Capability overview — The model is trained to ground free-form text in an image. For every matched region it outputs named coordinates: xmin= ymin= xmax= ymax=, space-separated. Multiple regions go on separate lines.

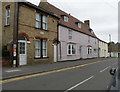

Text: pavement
xmin=2 ymin=57 xmax=114 ymax=80
xmin=2 ymin=57 xmax=118 ymax=90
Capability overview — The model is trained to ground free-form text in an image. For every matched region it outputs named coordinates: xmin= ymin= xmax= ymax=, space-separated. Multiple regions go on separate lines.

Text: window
xmin=88 ymin=36 xmax=90 ymax=43
xmin=67 ymin=44 xmax=76 ymax=55
xmin=95 ymin=39 xmax=96 ymax=44
xmin=94 ymin=49 xmax=97 ymax=54
xmin=42 ymin=40 xmax=47 ymax=57
xmin=35 ymin=39 xmax=47 ymax=58
xmin=78 ymin=23 xmax=81 ymax=28
xmin=42 ymin=15 xmax=47 ymax=30
xmin=68 ymin=30 xmax=72 ymax=40
xmin=36 ymin=13 xmax=41 ymax=28
xmin=35 ymin=39 xmax=41 ymax=58
xmin=87 ymin=47 xmax=92 ymax=54
xmin=64 ymin=16 xmax=68 ymax=22
xmin=35 ymin=12 xmax=47 ymax=30
xmin=6 ymin=8 xmax=10 ymax=25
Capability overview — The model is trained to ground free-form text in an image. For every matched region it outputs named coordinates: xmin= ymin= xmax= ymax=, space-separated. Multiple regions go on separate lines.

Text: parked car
xmin=109 ymin=68 xmax=120 ymax=92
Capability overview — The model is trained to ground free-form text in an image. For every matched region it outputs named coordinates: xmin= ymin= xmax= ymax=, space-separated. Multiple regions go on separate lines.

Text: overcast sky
xmin=28 ymin=0 xmax=119 ymax=43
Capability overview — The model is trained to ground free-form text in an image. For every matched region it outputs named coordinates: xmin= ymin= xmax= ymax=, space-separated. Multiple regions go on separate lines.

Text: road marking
xmin=5 ymin=69 xmax=21 ymax=73
xmin=65 ymin=76 xmax=94 ymax=92
xmin=1 ymin=60 xmax=106 ymax=84
xmin=100 ymin=66 xmax=111 ymax=73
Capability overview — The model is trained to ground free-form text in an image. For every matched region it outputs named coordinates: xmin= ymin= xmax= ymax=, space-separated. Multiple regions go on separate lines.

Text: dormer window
xmin=75 ymin=22 xmax=81 ymax=28
xmin=61 ymin=15 xmax=68 ymax=22
xmin=64 ymin=16 xmax=68 ymax=22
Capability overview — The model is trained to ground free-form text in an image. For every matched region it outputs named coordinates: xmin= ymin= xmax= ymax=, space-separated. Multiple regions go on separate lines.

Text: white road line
xmin=65 ymin=76 xmax=94 ymax=92
xmin=100 ymin=66 xmax=111 ymax=73
xmin=5 ymin=69 xmax=21 ymax=73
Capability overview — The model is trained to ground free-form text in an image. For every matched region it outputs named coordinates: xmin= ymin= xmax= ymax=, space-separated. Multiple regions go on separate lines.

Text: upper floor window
xmin=75 ymin=22 xmax=81 ymax=28
xmin=95 ymin=39 xmax=96 ymax=44
xmin=5 ymin=8 xmax=10 ymax=25
xmin=88 ymin=36 xmax=90 ymax=43
xmin=78 ymin=23 xmax=81 ymax=28
xmin=42 ymin=15 xmax=47 ymax=30
xmin=64 ymin=16 xmax=68 ymax=22
xmin=35 ymin=12 xmax=47 ymax=30
xmin=68 ymin=30 xmax=72 ymax=40
xmin=36 ymin=13 xmax=41 ymax=28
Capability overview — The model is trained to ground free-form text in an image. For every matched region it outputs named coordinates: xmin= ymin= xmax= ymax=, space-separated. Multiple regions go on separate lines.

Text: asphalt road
xmin=2 ymin=58 xmax=118 ymax=91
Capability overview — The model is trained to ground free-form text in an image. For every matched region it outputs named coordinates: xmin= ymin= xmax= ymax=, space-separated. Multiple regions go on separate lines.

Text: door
xmin=19 ymin=40 xmax=27 ymax=65
xmin=79 ymin=46 xmax=82 ymax=58
xmin=54 ymin=44 xmax=57 ymax=62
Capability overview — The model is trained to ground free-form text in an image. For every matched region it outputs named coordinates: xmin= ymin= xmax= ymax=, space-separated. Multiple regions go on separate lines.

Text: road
xmin=2 ymin=58 xmax=118 ymax=91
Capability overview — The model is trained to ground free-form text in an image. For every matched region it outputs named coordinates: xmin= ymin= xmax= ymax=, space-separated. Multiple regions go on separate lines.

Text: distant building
xmin=108 ymin=42 xmax=120 ymax=57
xmin=98 ymin=39 xmax=108 ymax=57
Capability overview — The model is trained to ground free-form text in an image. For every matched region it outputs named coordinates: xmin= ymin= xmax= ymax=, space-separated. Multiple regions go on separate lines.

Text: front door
xmin=19 ymin=41 xmax=27 ymax=65
xmin=79 ymin=46 xmax=82 ymax=58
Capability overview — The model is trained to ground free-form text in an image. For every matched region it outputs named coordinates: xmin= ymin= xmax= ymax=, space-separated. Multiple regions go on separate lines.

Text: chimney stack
xmin=41 ymin=0 xmax=47 ymax=2
xmin=84 ymin=20 xmax=90 ymax=27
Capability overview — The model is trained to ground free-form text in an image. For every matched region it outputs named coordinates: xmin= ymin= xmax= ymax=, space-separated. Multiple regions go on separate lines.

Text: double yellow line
xmin=1 ymin=60 xmax=103 ymax=84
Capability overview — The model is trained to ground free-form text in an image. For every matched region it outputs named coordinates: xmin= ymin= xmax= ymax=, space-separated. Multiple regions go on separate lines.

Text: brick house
xmin=39 ymin=2 xmax=99 ymax=61
xmin=2 ymin=2 xmax=59 ymax=66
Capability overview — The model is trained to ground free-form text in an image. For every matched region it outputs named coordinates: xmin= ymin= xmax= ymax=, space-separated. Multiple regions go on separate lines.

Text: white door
xmin=54 ymin=45 xmax=57 ymax=63
xmin=19 ymin=40 xmax=27 ymax=65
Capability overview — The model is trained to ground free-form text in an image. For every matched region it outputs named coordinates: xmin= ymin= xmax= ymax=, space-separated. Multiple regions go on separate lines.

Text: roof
xmin=39 ymin=2 xmax=97 ymax=38
xmin=98 ymin=38 xmax=108 ymax=44
xmin=18 ymin=2 xmax=60 ymax=19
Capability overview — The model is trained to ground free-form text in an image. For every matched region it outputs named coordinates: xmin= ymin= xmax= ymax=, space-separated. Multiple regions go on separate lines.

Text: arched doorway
xmin=19 ymin=36 xmax=27 ymax=65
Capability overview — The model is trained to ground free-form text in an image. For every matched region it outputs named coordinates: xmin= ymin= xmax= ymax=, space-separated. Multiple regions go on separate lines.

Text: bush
xmin=2 ymin=45 xmax=10 ymax=58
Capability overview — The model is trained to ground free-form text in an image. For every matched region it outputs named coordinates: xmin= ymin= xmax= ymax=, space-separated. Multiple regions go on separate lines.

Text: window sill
xmin=35 ymin=27 xmax=48 ymax=32
xmin=67 ymin=54 xmax=76 ymax=56
xmin=4 ymin=25 xmax=10 ymax=27
xmin=34 ymin=57 xmax=49 ymax=59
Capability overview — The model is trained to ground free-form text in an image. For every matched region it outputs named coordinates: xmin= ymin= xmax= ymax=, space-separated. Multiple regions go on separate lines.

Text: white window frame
xmin=5 ymin=8 xmax=10 ymax=25
xmin=42 ymin=40 xmax=47 ymax=57
xmin=87 ymin=47 xmax=92 ymax=54
xmin=68 ymin=30 xmax=72 ymax=40
xmin=42 ymin=15 xmax=47 ymax=30
xmin=64 ymin=16 xmax=68 ymax=22
xmin=35 ymin=39 xmax=41 ymax=58
xmin=36 ymin=13 xmax=41 ymax=28
xmin=78 ymin=23 xmax=81 ymax=28
xmin=67 ymin=44 xmax=76 ymax=55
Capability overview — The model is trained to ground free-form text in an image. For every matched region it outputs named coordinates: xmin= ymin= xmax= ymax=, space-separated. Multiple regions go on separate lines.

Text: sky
xmin=27 ymin=0 xmax=119 ymax=43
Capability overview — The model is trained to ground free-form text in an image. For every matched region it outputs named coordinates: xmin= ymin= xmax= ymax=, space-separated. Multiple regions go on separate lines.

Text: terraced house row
xmin=2 ymin=1 xmax=108 ymax=67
